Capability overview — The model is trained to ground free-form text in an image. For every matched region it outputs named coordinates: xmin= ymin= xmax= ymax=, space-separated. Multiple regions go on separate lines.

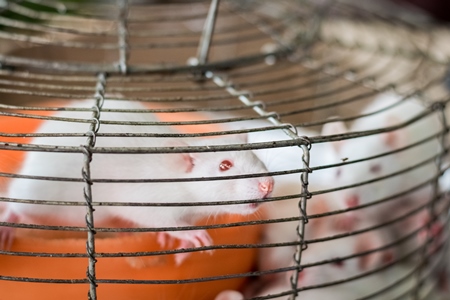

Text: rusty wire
xmin=0 ymin=0 xmax=449 ymax=299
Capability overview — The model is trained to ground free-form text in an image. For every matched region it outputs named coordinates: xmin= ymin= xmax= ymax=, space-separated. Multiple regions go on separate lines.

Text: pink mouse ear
xmin=356 ymin=242 xmax=375 ymax=271
xmin=306 ymin=195 xmax=332 ymax=236
xmin=321 ymin=118 xmax=348 ymax=153
xmin=163 ymin=140 xmax=196 ymax=173
xmin=355 ymin=232 xmax=390 ymax=272
xmin=381 ymin=115 xmax=405 ymax=149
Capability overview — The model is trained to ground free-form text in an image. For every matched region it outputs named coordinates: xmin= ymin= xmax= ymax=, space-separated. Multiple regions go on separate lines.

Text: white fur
xmin=322 ymin=92 xmax=445 ymax=223
xmin=214 ymin=290 xmax=244 ymax=300
xmin=252 ymin=263 xmax=437 ymax=299
xmin=1 ymin=100 xmax=274 ymax=263
xmin=214 ymin=119 xmax=333 ymax=273
xmin=211 ymin=117 xmax=349 ymax=280
xmin=250 ymin=228 xmax=436 ymax=300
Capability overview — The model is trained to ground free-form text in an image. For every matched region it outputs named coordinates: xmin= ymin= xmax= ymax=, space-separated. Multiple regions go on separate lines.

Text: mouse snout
xmin=259 ymin=177 xmax=274 ymax=197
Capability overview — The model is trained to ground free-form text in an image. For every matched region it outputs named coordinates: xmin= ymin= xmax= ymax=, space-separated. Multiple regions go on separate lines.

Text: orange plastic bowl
xmin=0 ymin=102 xmax=262 ymax=300
xmin=0 ymin=215 xmax=261 ymax=300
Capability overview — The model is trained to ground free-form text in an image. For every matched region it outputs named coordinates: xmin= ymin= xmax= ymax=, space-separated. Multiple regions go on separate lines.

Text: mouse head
xmin=320 ymin=119 xmax=406 ymax=228
xmin=290 ymin=230 xmax=394 ymax=289
xmin=164 ymin=134 xmax=274 ymax=216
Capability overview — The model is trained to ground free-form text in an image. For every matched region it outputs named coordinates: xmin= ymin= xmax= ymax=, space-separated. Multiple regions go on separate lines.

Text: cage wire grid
xmin=0 ymin=0 xmax=449 ymax=299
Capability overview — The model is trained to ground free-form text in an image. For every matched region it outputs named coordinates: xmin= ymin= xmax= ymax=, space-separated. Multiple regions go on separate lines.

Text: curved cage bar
xmin=0 ymin=0 xmax=449 ymax=300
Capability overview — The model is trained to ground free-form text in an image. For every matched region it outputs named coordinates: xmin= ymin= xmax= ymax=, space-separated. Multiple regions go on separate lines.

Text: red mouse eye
xmin=332 ymin=260 xmax=344 ymax=268
xmin=219 ymin=160 xmax=233 ymax=171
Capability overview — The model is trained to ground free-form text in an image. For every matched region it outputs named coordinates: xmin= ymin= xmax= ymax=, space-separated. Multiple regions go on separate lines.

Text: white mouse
xmin=320 ymin=92 xmax=446 ymax=233
xmin=251 ymin=224 xmax=440 ymax=300
xmin=0 ymin=100 xmax=274 ymax=265
xmin=236 ymin=207 xmax=395 ymax=299
xmin=245 ymin=225 xmax=394 ymax=299
xmin=254 ymin=262 xmax=437 ymax=300
xmin=203 ymin=116 xmax=351 ymax=283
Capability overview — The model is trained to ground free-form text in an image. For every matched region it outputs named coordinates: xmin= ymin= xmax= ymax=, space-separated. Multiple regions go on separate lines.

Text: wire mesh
xmin=0 ymin=0 xmax=449 ymax=300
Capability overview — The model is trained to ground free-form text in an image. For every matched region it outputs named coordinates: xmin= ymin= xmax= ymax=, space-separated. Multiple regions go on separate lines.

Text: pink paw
xmin=170 ymin=229 xmax=213 ymax=265
xmin=178 ymin=229 xmax=213 ymax=248
xmin=417 ymin=217 xmax=444 ymax=254
xmin=0 ymin=226 xmax=15 ymax=250
xmin=156 ymin=232 xmax=176 ymax=248
xmin=429 ymin=221 xmax=444 ymax=237
xmin=0 ymin=212 xmax=19 ymax=250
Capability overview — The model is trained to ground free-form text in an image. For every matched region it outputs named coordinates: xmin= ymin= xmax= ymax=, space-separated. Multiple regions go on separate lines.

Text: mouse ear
xmin=355 ymin=232 xmax=389 ymax=272
xmin=321 ymin=118 xmax=348 ymax=153
xmin=356 ymin=241 xmax=375 ymax=271
xmin=163 ymin=140 xmax=196 ymax=173
xmin=381 ymin=115 xmax=404 ymax=149
xmin=321 ymin=118 xmax=348 ymax=136
xmin=306 ymin=195 xmax=331 ymax=237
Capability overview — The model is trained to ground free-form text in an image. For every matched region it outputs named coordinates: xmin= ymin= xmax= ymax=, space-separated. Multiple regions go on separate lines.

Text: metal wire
xmin=0 ymin=0 xmax=449 ymax=299
xmin=82 ymin=72 xmax=107 ymax=300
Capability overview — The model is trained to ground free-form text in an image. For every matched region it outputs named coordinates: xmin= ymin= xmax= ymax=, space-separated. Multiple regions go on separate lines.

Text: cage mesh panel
xmin=0 ymin=0 xmax=449 ymax=300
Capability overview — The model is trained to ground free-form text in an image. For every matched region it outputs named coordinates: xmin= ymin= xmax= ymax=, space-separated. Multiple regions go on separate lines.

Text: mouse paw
xmin=156 ymin=232 xmax=176 ymax=248
xmin=417 ymin=218 xmax=444 ymax=254
xmin=0 ymin=212 xmax=19 ymax=250
xmin=173 ymin=245 xmax=192 ymax=266
xmin=170 ymin=229 xmax=214 ymax=265
xmin=179 ymin=229 xmax=213 ymax=248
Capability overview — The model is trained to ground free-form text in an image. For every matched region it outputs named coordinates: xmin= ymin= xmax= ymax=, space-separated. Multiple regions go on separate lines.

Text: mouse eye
xmin=332 ymin=260 xmax=344 ymax=268
xmin=219 ymin=160 xmax=233 ymax=171
xmin=370 ymin=164 xmax=382 ymax=174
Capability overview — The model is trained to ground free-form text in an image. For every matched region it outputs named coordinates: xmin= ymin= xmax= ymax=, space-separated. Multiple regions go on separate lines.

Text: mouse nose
xmin=345 ymin=194 xmax=360 ymax=208
xmin=259 ymin=177 xmax=274 ymax=197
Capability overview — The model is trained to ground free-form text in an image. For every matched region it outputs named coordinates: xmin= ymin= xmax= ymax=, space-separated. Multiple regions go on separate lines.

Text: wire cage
xmin=0 ymin=0 xmax=449 ymax=299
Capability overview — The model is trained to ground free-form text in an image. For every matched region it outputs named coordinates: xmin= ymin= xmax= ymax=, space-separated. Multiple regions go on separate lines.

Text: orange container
xmin=0 ymin=215 xmax=260 ymax=300
xmin=0 ymin=102 xmax=262 ymax=300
